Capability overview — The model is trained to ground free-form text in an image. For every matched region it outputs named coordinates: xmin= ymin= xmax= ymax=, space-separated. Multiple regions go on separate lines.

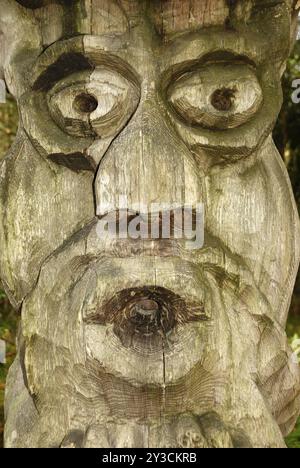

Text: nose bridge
xmin=94 ymin=97 xmax=202 ymax=216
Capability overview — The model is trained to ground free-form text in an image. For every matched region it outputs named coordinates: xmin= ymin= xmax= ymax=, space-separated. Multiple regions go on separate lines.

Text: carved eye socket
xmin=48 ymin=69 xmax=140 ymax=139
xmin=167 ymin=64 xmax=263 ymax=130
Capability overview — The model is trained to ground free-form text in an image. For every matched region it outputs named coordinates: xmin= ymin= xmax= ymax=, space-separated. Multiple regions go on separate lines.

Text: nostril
xmin=210 ymin=87 xmax=236 ymax=112
xmin=74 ymin=93 xmax=98 ymax=114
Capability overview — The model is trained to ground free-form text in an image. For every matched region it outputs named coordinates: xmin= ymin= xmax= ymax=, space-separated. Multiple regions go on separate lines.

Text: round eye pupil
xmin=211 ymin=87 xmax=236 ymax=112
xmin=74 ymin=93 xmax=98 ymax=113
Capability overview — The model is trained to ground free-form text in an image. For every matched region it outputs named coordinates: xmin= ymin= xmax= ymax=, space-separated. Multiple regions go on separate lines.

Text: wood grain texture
xmin=0 ymin=0 xmax=300 ymax=448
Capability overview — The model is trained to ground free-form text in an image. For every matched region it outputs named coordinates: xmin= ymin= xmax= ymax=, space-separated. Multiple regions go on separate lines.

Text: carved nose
xmin=93 ymin=103 xmax=202 ymax=217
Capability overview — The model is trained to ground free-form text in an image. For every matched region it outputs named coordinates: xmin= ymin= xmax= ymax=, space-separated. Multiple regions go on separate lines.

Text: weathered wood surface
xmin=0 ymin=0 xmax=300 ymax=448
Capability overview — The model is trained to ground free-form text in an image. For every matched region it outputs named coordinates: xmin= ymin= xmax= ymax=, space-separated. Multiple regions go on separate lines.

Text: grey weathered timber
xmin=0 ymin=0 xmax=300 ymax=448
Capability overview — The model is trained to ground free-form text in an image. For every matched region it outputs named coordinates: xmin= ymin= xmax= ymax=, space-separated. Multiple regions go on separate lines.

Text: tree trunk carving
xmin=1 ymin=0 xmax=300 ymax=448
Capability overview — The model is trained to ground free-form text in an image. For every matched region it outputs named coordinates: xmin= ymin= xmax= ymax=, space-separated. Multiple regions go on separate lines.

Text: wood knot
xmin=210 ymin=87 xmax=236 ymax=112
xmin=130 ymin=299 xmax=161 ymax=335
xmin=74 ymin=93 xmax=98 ymax=114
xmin=85 ymin=287 xmax=206 ymax=353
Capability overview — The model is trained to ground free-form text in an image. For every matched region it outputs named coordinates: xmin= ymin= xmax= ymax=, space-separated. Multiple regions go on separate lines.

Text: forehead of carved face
xmin=6 ymin=0 xmax=299 ymax=33
xmin=1 ymin=0 xmax=298 ymax=90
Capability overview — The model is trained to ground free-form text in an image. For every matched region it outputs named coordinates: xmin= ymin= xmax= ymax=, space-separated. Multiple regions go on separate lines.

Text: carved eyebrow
xmin=16 ymin=0 xmax=46 ymax=7
xmin=33 ymin=53 xmax=93 ymax=92
xmin=161 ymin=51 xmax=257 ymax=91
xmin=31 ymin=38 xmax=140 ymax=93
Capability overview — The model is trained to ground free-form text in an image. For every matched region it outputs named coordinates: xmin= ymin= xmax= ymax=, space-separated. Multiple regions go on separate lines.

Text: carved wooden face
xmin=1 ymin=0 xmax=300 ymax=448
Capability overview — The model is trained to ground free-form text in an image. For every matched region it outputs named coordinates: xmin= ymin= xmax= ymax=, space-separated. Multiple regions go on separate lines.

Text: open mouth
xmin=63 ymin=222 xmax=265 ymax=387
xmin=85 ymin=285 xmax=207 ymax=353
xmin=80 ymin=252 xmax=215 ymax=386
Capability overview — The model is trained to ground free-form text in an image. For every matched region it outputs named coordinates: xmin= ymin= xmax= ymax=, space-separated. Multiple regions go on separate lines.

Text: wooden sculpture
xmin=0 ymin=0 xmax=300 ymax=448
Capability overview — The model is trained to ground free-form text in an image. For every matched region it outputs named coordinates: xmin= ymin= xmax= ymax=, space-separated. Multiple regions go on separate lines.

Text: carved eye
xmin=167 ymin=64 xmax=263 ymax=130
xmin=48 ymin=68 xmax=140 ymax=138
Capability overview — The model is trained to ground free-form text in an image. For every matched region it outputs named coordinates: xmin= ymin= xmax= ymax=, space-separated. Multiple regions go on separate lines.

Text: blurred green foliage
xmin=1 ymin=43 xmax=300 ymax=447
xmin=0 ymin=291 xmax=17 ymax=448
xmin=0 ymin=93 xmax=18 ymax=447
xmin=287 ymin=419 xmax=300 ymax=448
xmin=0 ymin=95 xmax=18 ymax=159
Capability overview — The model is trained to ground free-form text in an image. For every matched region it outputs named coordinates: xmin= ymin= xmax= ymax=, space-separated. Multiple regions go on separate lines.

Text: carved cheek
xmin=206 ymin=169 xmax=267 ymax=241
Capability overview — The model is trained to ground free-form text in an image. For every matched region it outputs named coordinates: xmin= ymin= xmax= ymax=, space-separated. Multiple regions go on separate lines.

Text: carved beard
xmin=7 ymin=222 xmax=294 ymax=449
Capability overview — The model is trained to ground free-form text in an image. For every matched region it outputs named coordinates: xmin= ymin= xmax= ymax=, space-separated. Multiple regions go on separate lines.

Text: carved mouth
xmin=82 ymin=255 xmax=213 ymax=385
xmin=85 ymin=286 xmax=206 ymax=352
